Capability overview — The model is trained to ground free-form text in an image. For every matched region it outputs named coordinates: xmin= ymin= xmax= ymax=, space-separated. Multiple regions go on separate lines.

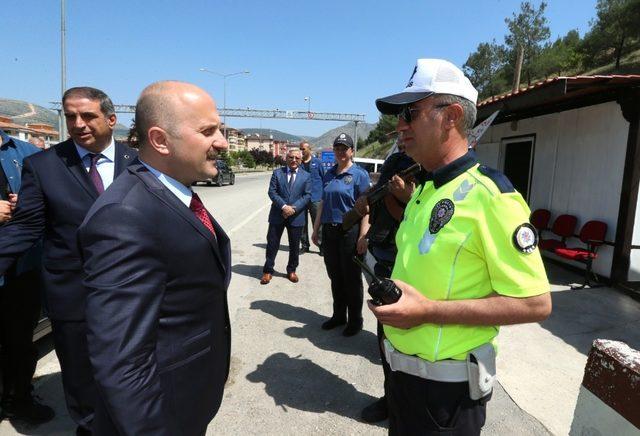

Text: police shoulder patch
xmin=512 ymin=223 xmax=538 ymax=254
xmin=477 ymin=165 xmax=515 ymax=193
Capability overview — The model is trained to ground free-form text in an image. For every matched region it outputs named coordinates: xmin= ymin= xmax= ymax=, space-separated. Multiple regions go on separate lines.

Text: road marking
xmin=228 ymin=202 xmax=271 ymax=236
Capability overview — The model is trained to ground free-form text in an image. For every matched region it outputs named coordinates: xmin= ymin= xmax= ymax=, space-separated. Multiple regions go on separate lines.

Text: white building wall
xmin=476 ymin=101 xmax=629 ymax=278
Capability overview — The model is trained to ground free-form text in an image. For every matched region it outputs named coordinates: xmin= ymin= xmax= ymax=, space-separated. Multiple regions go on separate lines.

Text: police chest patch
xmin=343 ymin=175 xmax=353 ymax=185
xmin=429 ymin=199 xmax=455 ymax=234
xmin=513 ymin=223 xmax=538 ymax=254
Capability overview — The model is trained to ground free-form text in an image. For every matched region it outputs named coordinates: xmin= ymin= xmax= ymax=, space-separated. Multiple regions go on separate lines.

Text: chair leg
xmin=571 ymin=257 xmax=602 ymax=290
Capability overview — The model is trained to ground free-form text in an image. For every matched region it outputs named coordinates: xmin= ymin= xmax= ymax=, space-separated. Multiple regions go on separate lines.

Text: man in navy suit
xmin=0 ymin=87 xmax=137 ymax=434
xmin=260 ymin=148 xmax=311 ymax=285
xmin=0 ymin=130 xmax=54 ymax=424
xmin=78 ymin=81 xmax=231 ymax=435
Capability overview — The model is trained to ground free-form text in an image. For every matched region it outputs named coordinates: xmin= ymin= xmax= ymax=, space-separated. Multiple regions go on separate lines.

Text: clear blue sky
xmin=2 ymin=0 xmax=597 ymax=138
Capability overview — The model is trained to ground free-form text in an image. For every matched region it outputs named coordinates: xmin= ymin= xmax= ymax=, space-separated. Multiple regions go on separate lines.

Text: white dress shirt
xmin=139 ymin=160 xmax=192 ymax=207
xmin=74 ymin=138 xmax=116 ymax=189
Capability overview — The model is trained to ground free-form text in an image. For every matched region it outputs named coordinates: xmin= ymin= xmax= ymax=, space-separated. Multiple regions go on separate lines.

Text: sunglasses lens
xmin=401 ymin=106 xmax=411 ymax=123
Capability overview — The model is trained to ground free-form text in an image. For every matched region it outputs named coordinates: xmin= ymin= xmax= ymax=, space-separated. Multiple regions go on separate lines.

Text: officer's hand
xmin=356 ymin=236 xmax=368 ymax=255
xmin=8 ymin=193 xmax=17 ymax=207
xmin=367 ymin=279 xmax=432 ymax=329
xmin=311 ymin=229 xmax=320 ymax=247
xmin=354 ymin=196 xmax=369 ymax=217
xmin=389 ymin=175 xmax=414 ymax=204
xmin=0 ymin=200 xmax=13 ymax=223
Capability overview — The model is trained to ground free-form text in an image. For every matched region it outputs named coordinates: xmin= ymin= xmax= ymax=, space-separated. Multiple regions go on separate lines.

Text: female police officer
xmin=312 ymin=133 xmax=370 ymax=336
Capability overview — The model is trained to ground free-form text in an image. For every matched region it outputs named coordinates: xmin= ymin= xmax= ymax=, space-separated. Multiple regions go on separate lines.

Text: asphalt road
xmin=0 ymin=171 xmax=552 ymax=435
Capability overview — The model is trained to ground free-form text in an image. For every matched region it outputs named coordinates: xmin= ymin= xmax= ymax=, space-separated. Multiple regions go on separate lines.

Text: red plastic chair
xmin=530 ymin=209 xmax=551 ymax=233
xmin=538 ymin=214 xmax=577 ymax=252
xmin=555 ymin=220 xmax=608 ymax=289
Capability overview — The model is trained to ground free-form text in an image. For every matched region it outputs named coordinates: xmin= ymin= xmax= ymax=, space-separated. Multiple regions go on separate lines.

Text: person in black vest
xmin=354 ymin=140 xmax=417 ymax=423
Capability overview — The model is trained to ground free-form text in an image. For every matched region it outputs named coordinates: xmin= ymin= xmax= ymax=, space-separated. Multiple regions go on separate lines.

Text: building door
xmin=501 ymin=136 xmax=535 ymax=202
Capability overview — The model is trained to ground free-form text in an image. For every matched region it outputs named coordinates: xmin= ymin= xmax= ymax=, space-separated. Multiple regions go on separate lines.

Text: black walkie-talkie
xmin=352 ymin=256 xmax=402 ymax=306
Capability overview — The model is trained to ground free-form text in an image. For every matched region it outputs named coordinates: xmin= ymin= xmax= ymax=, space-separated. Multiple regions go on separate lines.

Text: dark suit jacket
xmin=0 ymin=138 xmax=137 ymax=320
xmin=77 ymin=162 xmax=231 ymax=436
xmin=267 ymin=167 xmax=311 ymax=227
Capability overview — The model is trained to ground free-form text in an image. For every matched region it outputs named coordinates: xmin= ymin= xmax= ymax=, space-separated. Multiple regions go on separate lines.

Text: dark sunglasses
xmin=397 ymin=103 xmax=452 ymax=124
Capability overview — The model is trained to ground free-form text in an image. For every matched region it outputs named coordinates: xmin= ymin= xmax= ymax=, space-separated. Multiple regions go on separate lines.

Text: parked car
xmin=196 ymin=160 xmax=235 ymax=186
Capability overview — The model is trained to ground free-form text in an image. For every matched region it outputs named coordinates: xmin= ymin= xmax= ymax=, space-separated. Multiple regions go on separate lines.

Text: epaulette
xmin=477 ymin=165 xmax=515 ymax=193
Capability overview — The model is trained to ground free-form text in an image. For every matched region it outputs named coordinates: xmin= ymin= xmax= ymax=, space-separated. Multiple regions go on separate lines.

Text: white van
xmin=353 ymin=157 xmax=385 ymax=185
xmin=353 ymin=157 xmax=385 ymax=174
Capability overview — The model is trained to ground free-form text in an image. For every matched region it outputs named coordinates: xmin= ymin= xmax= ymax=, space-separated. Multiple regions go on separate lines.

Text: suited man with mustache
xmin=78 ymin=81 xmax=231 ymax=435
xmin=0 ymin=87 xmax=137 ymax=434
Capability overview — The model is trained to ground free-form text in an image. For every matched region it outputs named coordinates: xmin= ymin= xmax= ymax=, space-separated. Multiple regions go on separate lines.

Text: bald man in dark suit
xmin=78 ymin=81 xmax=231 ymax=435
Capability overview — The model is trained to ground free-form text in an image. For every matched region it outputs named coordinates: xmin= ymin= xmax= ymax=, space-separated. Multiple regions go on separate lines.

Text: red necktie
xmin=87 ymin=153 xmax=104 ymax=194
xmin=189 ymin=192 xmax=216 ymax=237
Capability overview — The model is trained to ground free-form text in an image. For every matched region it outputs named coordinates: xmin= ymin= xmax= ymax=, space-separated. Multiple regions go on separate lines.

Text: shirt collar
xmin=139 ymin=160 xmax=193 ymax=207
xmin=74 ymin=137 xmax=116 ymax=162
xmin=330 ymin=163 xmax=357 ymax=176
xmin=426 ymin=151 xmax=478 ymax=189
xmin=287 ymin=166 xmax=298 ymax=174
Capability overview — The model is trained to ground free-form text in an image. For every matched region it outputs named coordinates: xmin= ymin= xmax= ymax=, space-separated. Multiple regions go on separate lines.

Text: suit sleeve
xmin=291 ymin=175 xmax=311 ymax=212
xmin=267 ymin=171 xmax=286 ymax=208
xmin=78 ymin=203 xmax=173 ymax=436
xmin=0 ymin=158 xmax=46 ymax=274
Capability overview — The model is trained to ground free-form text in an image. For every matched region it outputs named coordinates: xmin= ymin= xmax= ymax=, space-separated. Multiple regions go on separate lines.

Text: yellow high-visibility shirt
xmin=385 ymin=152 xmax=549 ymax=362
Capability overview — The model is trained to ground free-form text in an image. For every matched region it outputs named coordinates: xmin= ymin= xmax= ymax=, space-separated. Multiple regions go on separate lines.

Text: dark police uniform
xmin=320 ymin=163 xmax=370 ymax=329
xmin=0 ymin=131 xmax=45 ymax=419
xmin=385 ymin=152 xmax=549 ymax=435
xmin=300 ymin=155 xmax=325 ymax=251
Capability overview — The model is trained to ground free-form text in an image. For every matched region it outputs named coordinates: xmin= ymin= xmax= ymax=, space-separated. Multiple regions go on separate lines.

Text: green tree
xmin=581 ymin=0 xmax=640 ymax=69
xmin=249 ymin=148 xmax=274 ymax=167
xmin=233 ymin=150 xmax=256 ymax=168
xmin=366 ymin=114 xmax=397 ymax=145
xmin=535 ymin=29 xmax=583 ymax=77
xmin=463 ymin=40 xmax=509 ymax=99
xmin=504 ymin=1 xmax=551 ymax=85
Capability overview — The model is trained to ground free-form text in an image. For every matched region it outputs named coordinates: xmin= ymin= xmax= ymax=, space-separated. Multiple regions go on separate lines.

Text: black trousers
xmin=263 ymin=222 xmax=303 ymax=274
xmin=0 ymin=270 xmax=41 ymax=401
xmin=300 ymin=201 xmax=321 ymax=250
xmin=387 ymin=370 xmax=489 ymax=435
xmin=51 ymin=319 xmax=98 ymax=431
xmin=373 ymin=260 xmax=393 ymax=394
xmin=321 ymin=224 xmax=363 ymax=325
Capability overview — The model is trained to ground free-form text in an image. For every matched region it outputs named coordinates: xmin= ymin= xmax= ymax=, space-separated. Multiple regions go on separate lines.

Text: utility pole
xmin=512 ymin=45 xmax=524 ymax=93
xmin=60 ymin=0 xmax=67 ymax=140
xmin=353 ymin=121 xmax=359 ymax=154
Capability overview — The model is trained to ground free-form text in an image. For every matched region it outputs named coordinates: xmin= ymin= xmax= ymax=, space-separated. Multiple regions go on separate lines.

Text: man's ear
xmin=107 ymin=114 xmax=117 ymax=129
xmin=147 ymin=127 xmax=171 ymax=156
xmin=442 ymin=104 xmax=464 ymax=131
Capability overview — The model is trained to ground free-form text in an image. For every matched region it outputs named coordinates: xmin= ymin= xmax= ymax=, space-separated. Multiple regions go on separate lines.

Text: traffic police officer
xmin=369 ymin=59 xmax=552 ymax=435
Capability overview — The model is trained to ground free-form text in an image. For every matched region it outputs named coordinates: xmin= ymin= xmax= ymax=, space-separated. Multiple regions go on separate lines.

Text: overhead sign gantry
xmin=50 ymin=103 xmax=367 ymax=146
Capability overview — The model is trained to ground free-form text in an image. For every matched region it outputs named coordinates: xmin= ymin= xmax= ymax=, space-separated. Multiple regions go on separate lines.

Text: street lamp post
xmin=304 ymin=96 xmax=311 ymax=115
xmin=199 ymin=68 xmax=250 ymax=139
